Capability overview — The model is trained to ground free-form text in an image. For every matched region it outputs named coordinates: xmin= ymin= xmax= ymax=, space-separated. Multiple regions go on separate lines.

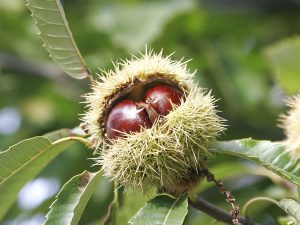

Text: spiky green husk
xmin=280 ymin=93 xmax=300 ymax=156
xmin=99 ymin=85 xmax=224 ymax=194
xmin=82 ymin=51 xmax=194 ymax=148
xmin=82 ymin=51 xmax=225 ymax=194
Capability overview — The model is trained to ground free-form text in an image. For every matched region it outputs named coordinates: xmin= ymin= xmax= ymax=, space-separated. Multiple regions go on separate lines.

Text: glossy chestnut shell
xmin=105 ymin=81 xmax=183 ymax=139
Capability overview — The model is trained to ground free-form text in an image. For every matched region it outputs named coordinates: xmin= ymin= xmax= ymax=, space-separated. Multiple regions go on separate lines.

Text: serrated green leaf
xmin=0 ymin=136 xmax=76 ymax=220
xmin=278 ymin=199 xmax=300 ymax=224
xmin=26 ymin=0 xmax=91 ymax=79
xmin=265 ymin=36 xmax=300 ymax=94
xmin=44 ymin=170 xmax=102 ymax=225
xmin=215 ymin=139 xmax=300 ymax=186
xmin=129 ymin=194 xmax=188 ymax=225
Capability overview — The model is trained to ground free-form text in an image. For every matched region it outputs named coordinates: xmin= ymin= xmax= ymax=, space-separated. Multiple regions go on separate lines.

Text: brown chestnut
xmin=106 ymin=84 xmax=183 ymax=139
xmin=145 ymin=84 xmax=182 ymax=116
xmin=106 ymin=100 xmax=152 ymax=139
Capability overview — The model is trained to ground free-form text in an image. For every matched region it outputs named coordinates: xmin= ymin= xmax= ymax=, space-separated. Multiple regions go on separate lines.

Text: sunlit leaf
xmin=215 ymin=139 xmax=300 ymax=185
xmin=129 ymin=194 xmax=188 ymax=225
xmin=0 ymin=136 xmax=76 ymax=220
xmin=278 ymin=199 xmax=300 ymax=224
xmin=26 ymin=0 xmax=91 ymax=79
xmin=265 ymin=36 xmax=300 ymax=94
xmin=44 ymin=171 xmax=102 ymax=225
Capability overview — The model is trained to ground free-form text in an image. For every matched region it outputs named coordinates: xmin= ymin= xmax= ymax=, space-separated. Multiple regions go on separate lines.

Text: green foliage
xmin=215 ymin=139 xmax=300 ymax=186
xmin=243 ymin=197 xmax=300 ymax=225
xmin=117 ymin=191 xmax=151 ymax=225
xmin=1 ymin=0 xmax=300 ymax=225
xmin=26 ymin=0 xmax=90 ymax=79
xmin=0 ymin=136 xmax=76 ymax=220
xmin=45 ymin=171 xmax=102 ymax=225
xmin=129 ymin=194 xmax=188 ymax=225
xmin=89 ymin=1 xmax=194 ymax=51
xmin=278 ymin=199 xmax=300 ymax=224
xmin=265 ymin=36 xmax=300 ymax=94
xmin=101 ymin=181 xmax=120 ymax=225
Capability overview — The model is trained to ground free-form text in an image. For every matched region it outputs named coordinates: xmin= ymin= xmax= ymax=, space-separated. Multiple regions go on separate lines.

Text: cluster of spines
xmin=279 ymin=93 xmax=300 ymax=156
xmin=82 ymin=50 xmax=225 ymax=193
xmin=99 ymin=84 xmax=225 ymax=193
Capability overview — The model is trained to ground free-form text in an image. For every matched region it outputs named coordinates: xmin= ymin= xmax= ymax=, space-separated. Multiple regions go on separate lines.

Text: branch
xmin=0 ymin=52 xmax=65 ymax=81
xmin=189 ymin=197 xmax=258 ymax=225
xmin=102 ymin=201 xmax=114 ymax=225
xmin=0 ymin=51 xmax=92 ymax=90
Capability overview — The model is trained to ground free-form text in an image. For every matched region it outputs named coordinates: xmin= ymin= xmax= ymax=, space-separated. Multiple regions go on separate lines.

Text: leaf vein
xmin=162 ymin=196 xmax=181 ymax=225
xmin=0 ymin=142 xmax=52 ymax=186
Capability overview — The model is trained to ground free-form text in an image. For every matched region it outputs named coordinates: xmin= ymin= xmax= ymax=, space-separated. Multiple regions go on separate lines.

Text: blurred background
xmin=1 ymin=0 xmax=300 ymax=224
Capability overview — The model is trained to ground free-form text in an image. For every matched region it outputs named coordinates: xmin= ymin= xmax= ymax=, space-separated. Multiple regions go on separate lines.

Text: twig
xmin=102 ymin=180 xmax=119 ymax=225
xmin=102 ymin=201 xmax=114 ymax=225
xmin=52 ymin=136 xmax=94 ymax=150
xmin=189 ymin=197 xmax=258 ymax=225
xmin=0 ymin=52 xmax=92 ymax=84
xmin=203 ymin=169 xmax=242 ymax=225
